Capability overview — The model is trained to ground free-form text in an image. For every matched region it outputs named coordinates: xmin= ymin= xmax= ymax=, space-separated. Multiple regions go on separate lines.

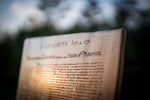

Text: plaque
xmin=17 ymin=29 xmax=126 ymax=100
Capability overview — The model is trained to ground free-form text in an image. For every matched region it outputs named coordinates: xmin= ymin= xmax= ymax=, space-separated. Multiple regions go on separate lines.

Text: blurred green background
xmin=0 ymin=0 xmax=150 ymax=100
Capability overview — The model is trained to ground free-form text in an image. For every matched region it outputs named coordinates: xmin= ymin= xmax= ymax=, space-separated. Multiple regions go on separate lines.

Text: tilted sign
xmin=17 ymin=29 xmax=126 ymax=100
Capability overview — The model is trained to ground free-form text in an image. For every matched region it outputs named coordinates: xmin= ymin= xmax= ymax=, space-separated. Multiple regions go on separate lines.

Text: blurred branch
xmin=39 ymin=0 xmax=60 ymax=10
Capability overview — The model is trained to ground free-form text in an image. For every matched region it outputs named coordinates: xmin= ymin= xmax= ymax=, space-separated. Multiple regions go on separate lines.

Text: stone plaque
xmin=17 ymin=29 xmax=126 ymax=100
